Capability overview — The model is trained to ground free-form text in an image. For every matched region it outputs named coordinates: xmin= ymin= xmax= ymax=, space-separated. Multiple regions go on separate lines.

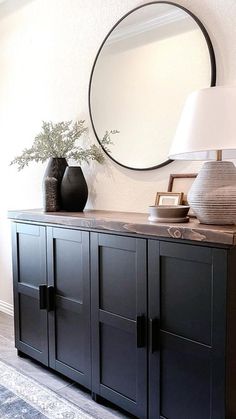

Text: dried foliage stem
xmin=10 ymin=120 xmax=118 ymax=170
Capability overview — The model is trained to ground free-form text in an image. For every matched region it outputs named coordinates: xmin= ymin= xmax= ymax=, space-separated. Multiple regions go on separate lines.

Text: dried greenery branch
xmin=10 ymin=120 xmax=119 ymax=171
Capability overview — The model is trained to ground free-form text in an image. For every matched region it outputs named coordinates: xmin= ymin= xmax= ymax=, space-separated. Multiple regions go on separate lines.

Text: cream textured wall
xmin=0 ymin=0 xmax=235 ymax=306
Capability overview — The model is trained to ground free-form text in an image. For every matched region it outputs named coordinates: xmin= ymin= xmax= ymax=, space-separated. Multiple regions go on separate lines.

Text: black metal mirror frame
xmin=88 ymin=1 xmax=216 ymax=171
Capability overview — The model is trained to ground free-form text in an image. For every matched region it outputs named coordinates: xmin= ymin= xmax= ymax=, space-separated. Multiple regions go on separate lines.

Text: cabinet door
xmin=148 ymin=240 xmax=226 ymax=419
xmin=47 ymin=227 xmax=91 ymax=389
xmin=12 ymin=223 xmax=48 ymax=365
xmin=91 ymin=233 xmax=147 ymax=418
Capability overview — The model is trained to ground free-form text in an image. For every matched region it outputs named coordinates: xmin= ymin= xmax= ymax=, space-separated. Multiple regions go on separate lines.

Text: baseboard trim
xmin=0 ymin=300 xmax=13 ymax=316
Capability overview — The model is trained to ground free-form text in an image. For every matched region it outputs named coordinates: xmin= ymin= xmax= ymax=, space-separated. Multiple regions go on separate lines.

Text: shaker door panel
xmin=161 ymin=334 xmax=211 ymax=419
xmin=160 ymin=255 xmax=212 ymax=345
xmin=99 ymin=244 xmax=136 ymax=319
xmin=47 ymin=227 xmax=91 ymax=389
xmin=148 ymin=240 xmax=227 ymax=419
xmin=12 ymin=223 xmax=48 ymax=365
xmin=91 ymin=233 xmax=147 ymax=418
xmin=100 ymin=323 xmax=137 ymax=401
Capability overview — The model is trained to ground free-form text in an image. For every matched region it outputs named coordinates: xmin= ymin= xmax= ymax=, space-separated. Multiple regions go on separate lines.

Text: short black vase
xmin=43 ymin=157 xmax=68 ymax=211
xmin=61 ymin=166 xmax=88 ymax=211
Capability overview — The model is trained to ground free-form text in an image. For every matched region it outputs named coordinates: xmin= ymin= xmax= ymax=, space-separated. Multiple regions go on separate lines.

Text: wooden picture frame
xmin=168 ymin=173 xmax=197 ymax=216
xmin=155 ymin=192 xmax=183 ymax=206
xmin=168 ymin=173 xmax=197 ymax=205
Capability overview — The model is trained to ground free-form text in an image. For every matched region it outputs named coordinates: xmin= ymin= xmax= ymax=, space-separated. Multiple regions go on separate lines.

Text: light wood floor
xmin=0 ymin=311 xmax=130 ymax=419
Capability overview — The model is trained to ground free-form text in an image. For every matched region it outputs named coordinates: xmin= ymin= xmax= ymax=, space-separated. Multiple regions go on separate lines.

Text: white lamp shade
xmin=169 ymin=86 xmax=236 ymax=160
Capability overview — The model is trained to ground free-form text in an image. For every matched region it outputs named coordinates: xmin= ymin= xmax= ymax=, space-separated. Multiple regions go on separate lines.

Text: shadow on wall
xmin=0 ymin=0 xmax=35 ymax=19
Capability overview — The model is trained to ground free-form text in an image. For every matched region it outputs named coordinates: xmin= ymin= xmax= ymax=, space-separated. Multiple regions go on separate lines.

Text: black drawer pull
xmin=39 ymin=285 xmax=47 ymax=310
xmin=137 ymin=315 xmax=146 ymax=348
xmin=149 ymin=318 xmax=159 ymax=353
xmin=47 ymin=286 xmax=55 ymax=312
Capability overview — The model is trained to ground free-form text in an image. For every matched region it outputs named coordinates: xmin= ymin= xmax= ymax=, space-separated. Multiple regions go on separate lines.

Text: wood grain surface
xmin=8 ymin=209 xmax=236 ymax=246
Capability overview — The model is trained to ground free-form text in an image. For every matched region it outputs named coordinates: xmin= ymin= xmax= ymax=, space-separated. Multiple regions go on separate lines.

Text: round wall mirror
xmin=89 ymin=1 xmax=216 ymax=170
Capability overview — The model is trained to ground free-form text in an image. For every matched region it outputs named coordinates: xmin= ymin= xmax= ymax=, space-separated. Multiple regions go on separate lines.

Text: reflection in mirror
xmin=89 ymin=2 xmax=216 ymax=170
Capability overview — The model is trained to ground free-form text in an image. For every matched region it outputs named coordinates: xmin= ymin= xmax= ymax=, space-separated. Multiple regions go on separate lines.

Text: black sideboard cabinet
xmin=9 ymin=213 xmax=236 ymax=419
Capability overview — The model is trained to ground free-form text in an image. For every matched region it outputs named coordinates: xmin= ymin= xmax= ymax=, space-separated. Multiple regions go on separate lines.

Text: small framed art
xmin=155 ymin=192 xmax=183 ymax=206
xmin=168 ymin=173 xmax=197 ymax=205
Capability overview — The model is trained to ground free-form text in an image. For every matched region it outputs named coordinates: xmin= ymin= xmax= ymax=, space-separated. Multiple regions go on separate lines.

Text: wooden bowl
xmin=148 ymin=205 xmax=190 ymax=222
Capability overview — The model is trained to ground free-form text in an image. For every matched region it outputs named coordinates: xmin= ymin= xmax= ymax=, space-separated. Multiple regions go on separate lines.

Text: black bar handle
xmin=47 ymin=286 xmax=55 ymax=312
xmin=39 ymin=285 xmax=47 ymax=310
xmin=137 ymin=315 xmax=146 ymax=348
xmin=149 ymin=318 xmax=159 ymax=353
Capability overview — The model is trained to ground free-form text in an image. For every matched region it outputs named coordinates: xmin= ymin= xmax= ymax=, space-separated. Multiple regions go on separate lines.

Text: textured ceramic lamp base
xmin=187 ymin=161 xmax=236 ymax=225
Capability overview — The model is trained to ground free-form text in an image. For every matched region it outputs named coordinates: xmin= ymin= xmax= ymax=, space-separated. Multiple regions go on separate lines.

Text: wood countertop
xmin=8 ymin=208 xmax=236 ymax=246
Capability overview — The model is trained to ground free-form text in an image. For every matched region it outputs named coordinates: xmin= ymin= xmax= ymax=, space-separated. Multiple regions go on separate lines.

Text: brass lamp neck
xmin=216 ymin=150 xmax=222 ymax=161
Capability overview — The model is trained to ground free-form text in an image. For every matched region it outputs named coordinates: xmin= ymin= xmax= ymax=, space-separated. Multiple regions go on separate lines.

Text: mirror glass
xmin=89 ymin=2 xmax=215 ymax=170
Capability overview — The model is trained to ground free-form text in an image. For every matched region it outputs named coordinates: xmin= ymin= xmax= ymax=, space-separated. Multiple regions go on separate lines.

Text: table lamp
xmin=169 ymin=86 xmax=236 ymax=225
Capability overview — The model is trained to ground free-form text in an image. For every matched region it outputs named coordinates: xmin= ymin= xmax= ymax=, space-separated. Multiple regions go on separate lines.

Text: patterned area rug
xmin=0 ymin=360 xmax=93 ymax=418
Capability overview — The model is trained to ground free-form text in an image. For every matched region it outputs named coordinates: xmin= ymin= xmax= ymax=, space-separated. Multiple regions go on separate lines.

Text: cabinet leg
xmin=17 ymin=350 xmax=26 ymax=358
xmin=91 ymin=392 xmax=99 ymax=403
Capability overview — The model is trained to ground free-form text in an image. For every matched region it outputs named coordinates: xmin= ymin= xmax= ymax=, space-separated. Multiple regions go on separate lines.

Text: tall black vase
xmin=43 ymin=157 xmax=68 ymax=211
xmin=61 ymin=166 xmax=88 ymax=211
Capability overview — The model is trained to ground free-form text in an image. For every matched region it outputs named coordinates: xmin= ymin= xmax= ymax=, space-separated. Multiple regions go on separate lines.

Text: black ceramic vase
xmin=43 ymin=157 xmax=68 ymax=212
xmin=61 ymin=166 xmax=88 ymax=211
